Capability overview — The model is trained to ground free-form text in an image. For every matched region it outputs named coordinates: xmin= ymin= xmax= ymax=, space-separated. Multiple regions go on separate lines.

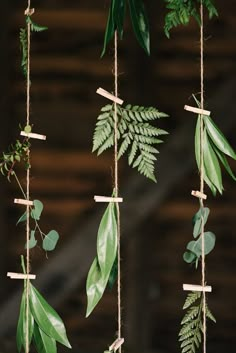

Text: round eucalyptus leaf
xmin=43 ymin=230 xmax=59 ymax=251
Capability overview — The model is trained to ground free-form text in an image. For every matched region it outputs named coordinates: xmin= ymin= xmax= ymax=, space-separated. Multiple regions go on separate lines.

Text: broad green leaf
xmin=203 ymin=131 xmax=223 ymax=193
xmin=31 ymin=200 xmax=43 ymax=221
xmin=33 ymin=324 xmax=56 ymax=353
xmin=97 ymin=202 xmax=118 ymax=276
xmin=29 ymin=284 xmax=71 ymax=348
xmin=101 ymin=0 xmax=115 ymax=57
xmin=108 ymin=256 xmax=118 ymax=289
xmin=86 ymin=257 xmax=110 ymax=317
xmin=25 ymin=230 xmax=37 ymax=249
xmin=17 ymin=211 xmax=27 ymax=226
xmin=17 ymin=292 xmax=34 ymax=352
xmin=128 ymin=0 xmax=150 ymax=55
xmin=42 ymin=230 xmax=59 ymax=251
xmin=113 ymin=0 xmax=126 ymax=39
xmin=214 ymin=147 xmax=236 ymax=181
xmin=183 ymin=251 xmax=196 ymax=264
xmin=192 ymin=207 xmax=210 ymax=238
xmin=187 ymin=232 xmax=216 ymax=258
xmin=204 ymin=115 xmax=236 ymax=160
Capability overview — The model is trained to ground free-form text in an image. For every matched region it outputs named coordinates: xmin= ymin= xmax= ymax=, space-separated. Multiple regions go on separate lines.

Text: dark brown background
xmin=0 ymin=1 xmax=236 ymax=352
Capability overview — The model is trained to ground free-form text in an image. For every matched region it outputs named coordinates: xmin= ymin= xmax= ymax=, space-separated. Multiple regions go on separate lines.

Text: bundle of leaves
xmin=17 ymin=284 xmax=71 ymax=353
xmin=102 ymin=0 xmax=150 ymax=56
xmin=179 ymin=291 xmax=216 ymax=353
xmin=20 ymin=16 xmax=47 ymax=77
xmin=86 ymin=200 xmax=118 ymax=317
xmin=164 ymin=0 xmax=218 ymax=37
xmin=194 ymin=96 xmax=236 ymax=195
xmin=93 ymin=103 xmax=168 ymax=182
xmin=183 ymin=207 xmax=215 ymax=267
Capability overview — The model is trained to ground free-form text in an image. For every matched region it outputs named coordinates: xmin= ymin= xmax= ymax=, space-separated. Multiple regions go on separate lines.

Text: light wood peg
xmin=7 ymin=272 xmax=36 ymax=280
xmin=21 ymin=131 xmax=46 ymax=140
xmin=96 ymin=87 xmax=124 ymax=105
xmin=14 ymin=199 xmax=34 ymax=206
xmin=109 ymin=338 xmax=125 ymax=352
xmin=24 ymin=8 xmax=35 ymax=16
xmin=94 ymin=196 xmax=123 ymax=203
xmin=184 ymin=105 xmax=211 ymax=116
xmin=191 ymin=190 xmax=207 ymax=200
xmin=183 ymin=284 xmax=212 ymax=293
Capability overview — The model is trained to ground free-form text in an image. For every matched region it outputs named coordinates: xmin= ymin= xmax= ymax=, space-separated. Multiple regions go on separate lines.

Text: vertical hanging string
xmin=25 ymin=1 xmax=31 ymax=352
xmin=200 ymin=2 xmax=207 ymax=353
xmin=114 ymin=30 xmax=122 ymax=352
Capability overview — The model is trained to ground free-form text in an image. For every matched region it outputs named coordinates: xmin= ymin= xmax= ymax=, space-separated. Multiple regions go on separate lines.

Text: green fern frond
xmin=93 ymin=103 xmax=168 ymax=182
xmin=26 ymin=16 xmax=48 ymax=32
xmin=179 ymin=291 xmax=216 ymax=353
xmin=19 ymin=28 xmax=28 ymax=77
xmin=164 ymin=0 xmax=218 ymax=38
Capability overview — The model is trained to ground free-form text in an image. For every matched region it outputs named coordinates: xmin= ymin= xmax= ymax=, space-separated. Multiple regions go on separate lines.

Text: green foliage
xmin=17 ymin=200 xmax=59 ymax=253
xmin=101 ymin=0 xmax=150 ymax=57
xmin=20 ymin=16 xmax=47 ymax=77
xmin=0 ymin=127 xmax=31 ymax=180
xmin=179 ymin=291 xmax=216 ymax=353
xmin=183 ymin=207 xmax=215 ymax=267
xmin=164 ymin=0 xmax=218 ymax=38
xmin=93 ymin=103 xmax=168 ymax=182
xmin=193 ymin=96 xmax=236 ymax=195
xmin=17 ymin=259 xmax=71 ymax=353
xmin=86 ymin=201 xmax=118 ymax=317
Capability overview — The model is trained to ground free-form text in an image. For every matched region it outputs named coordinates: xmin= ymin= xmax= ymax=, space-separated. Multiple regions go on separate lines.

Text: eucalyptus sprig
xmin=20 ymin=16 xmax=47 ymax=77
xmin=164 ymin=0 xmax=218 ymax=38
xmin=183 ymin=207 xmax=215 ymax=268
xmin=193 ymin=95 xmax=236 ymax=195
xmin=93 ymin=103 xmax=168 ymax=182
xmin=86 ymin=199 xmax=118 ymax=317
xmin=179 ymin=291 xmax=216 ymax=353
xmin=102 ymin=0 xmax=150 ymax=56
xmin=17 ymin=256 xmax=71 ymax=353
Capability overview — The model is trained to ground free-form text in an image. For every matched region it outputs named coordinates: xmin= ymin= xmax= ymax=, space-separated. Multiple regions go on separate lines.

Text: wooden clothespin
xmin=97 ymin=87 xmax=124 ymax=105
xmin=109 ymin=338 xmax=125 ymax=352
xmin=7 ymin=272 xmax=36 ymax=280
xmin=24 ymin=8 xmax=35 ymax=16
xmin=21 ymin=131 xmax=46 ymax=141
xmin=184 ymin=105 xmax=211 ymax=116
xmin=94 ymin=196 xmax=123 ymax=203
xmin=183 ymin=284 xmax=212 ymax=293
xmin=14 ymin=199 xmax=34 ymax=206
xmin=191 ymin=190 xmax=207 ymax=200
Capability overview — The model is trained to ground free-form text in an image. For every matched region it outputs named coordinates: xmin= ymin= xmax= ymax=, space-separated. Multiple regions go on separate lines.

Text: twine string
xmin=199 ymin=3 xmax=207 ymax=353
xmin=25 ymin=0 xmax=31 ymax=352
xmin=114 ymin=31 xmax=122 ymax=352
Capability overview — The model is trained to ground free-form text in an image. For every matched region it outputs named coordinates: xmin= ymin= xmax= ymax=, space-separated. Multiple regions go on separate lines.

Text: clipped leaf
xmin=203 ymin=130 xmax=223 ymax=193
xmin=128 ymin=0 xmax=150 ymax=55
xmin=101 ymin=0 xmax=115 ymax=57
xmin=29 ymin=284 xmax=71 ymax=348
xmin=214 ymin=146 xmax=236 ymax=181
xmin=204 ymin=115 xmax=236 ymax=160
xmin=183 ymin=251 xmax=196 ymax=264
xmin=42 ymin=230 xmax=59 ymax=252
xmin=17 ymin=211 xmax=27 ymax=226
xmin=108 ymin=256 xmax=118 ymax=289
xmin=17 ymin=292 xmax=34 ymax=352
xmin=33 ymin=324 xmax=57 ymax=353
xmin=31 ymin=200 xmax=44 ymax=221
xmin=24 ymin=125 xmax=32 ymax=133
xmin=113 ymin=0 xmax=126 ymax=39
xmin=97 ymin=202 xmax=118 ymax=276
xmin=193 ymin=207 xmax=210 ymax=238
xmin=25 ymin=230 xmax=37 ymax=250
xmin=86 ymin=257 xmax=110 ymax=317
xmin=187 ymin=232 xmax=216 ymax=258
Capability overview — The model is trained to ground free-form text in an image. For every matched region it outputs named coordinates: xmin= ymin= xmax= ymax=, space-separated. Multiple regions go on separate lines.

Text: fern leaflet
xmin=93 ymin=103 xmax=168 ymax=182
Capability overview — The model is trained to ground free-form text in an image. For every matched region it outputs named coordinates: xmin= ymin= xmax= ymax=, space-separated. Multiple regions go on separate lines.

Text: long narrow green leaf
xmin=203 ymin=130 xmax=223 ymax=193
xmin=29 ymin=284 xmax=71 ymax=348
xmin=128 ymin=0 xmax=150 ymax=55
xmin=33 ymin=324 xmax=57 ymax=353
xmin=113 ymin=0 xmax=126 ymax=39
xmin=17 ymin=292 xmax=34 ymax=352
xmin=101 ymin=0 xmax=115 ymax=57
xmin=97 ymin=202 xmax=118 ymax=276
xmin=86 ymin=257 xmax=111 ymax=317
xmin=204 ymin=115 xmax=236 ymax=160
xmin=214 ymin=146 xmax=236 ymax=181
